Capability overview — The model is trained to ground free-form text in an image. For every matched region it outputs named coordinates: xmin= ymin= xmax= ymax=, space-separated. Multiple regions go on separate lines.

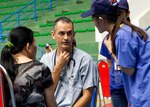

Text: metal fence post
xmin=17 ymin=13 xmax=20 ymax=26
xmin=0 ymin=22 xmax=4 ymax=42
xmin=33 ymin=0 xmax=37 ymax=22
xmin=0 ymin=65 xmax=16 ymax=107
xmin=49 ymin=0 xmax=52 ymax=12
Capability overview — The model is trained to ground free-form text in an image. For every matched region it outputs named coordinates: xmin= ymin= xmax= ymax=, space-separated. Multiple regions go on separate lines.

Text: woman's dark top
xmin=6 ymin=60 xmax=53 ymax=107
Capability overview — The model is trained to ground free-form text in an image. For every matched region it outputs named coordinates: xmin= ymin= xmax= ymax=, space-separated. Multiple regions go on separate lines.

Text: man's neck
xmin=57 ymin=47 xmax=72 ymax=56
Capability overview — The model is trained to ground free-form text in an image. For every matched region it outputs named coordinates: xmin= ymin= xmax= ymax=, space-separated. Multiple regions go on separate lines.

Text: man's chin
xmin=62 ymin=46 xmax=72 ymax=52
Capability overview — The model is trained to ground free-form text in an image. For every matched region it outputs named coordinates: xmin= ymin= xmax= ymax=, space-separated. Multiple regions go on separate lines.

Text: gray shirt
xmin=40 ymin=48 xmax=99 ymax=107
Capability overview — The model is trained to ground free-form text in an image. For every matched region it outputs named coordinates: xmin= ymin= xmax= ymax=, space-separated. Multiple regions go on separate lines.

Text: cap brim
xmin=81 ymin=10 xmax=94 ymax=18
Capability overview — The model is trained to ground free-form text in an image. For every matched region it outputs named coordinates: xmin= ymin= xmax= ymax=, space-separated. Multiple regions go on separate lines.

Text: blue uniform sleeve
xmin=80 ymin=57 xmax=99 ymax=90
xmin=100 ymin=39 xmax=111 ymax=59
xmin=116 ymin=36 xmax=138 ymax=68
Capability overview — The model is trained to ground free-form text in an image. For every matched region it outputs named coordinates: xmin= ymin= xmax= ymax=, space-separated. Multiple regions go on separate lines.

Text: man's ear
xmin=25 ymin=43 xmax=32 ymax=53
xmin=51 ymin=30 xmax=55 ymax=40
xmin=73 ymin=31 xmax=76 ymax=39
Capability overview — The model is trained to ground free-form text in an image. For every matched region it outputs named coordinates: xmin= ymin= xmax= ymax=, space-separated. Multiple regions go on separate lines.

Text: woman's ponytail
xmin=111 ymin=9 xmax=148 ymax=54
xmin=1 ymin=42 xmax=16 ymax=81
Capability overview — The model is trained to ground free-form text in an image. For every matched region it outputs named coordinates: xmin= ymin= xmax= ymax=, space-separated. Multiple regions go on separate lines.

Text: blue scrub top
xmin=115 ymin=24 xmax=150 ymax=107
xmin=100 ymin=36 xmax=124 ymax=90
xmin=41 ymin=48 xmax=99 ymax=107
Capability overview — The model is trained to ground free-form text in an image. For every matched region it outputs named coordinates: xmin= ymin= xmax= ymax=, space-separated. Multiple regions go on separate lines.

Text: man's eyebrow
xmin=59 ymin=31 xmax=65 ymax=33
xmin=59 ymin=30 xmax=73 ymax=33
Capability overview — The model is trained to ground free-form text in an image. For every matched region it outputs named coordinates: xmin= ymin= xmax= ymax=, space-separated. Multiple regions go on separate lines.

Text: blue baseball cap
xmin=81 ymin=0 xmax=129 ymax=18
xmin=118 ymin=0 xmax=129 ymax=10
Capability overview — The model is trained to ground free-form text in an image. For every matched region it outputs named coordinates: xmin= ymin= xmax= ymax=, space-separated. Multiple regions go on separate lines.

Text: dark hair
xmin=53 ymin=17 xmax=74 ymax=30
xmin=93 ymin=12 xmax=118 ymax=23
xmin=111 ymin=9 xmax=148 ymax=54
xmin=72 ymin=39 xmax=76 ymax=47
xmin=0 ymin=26 xmax=34 ymax=81
xmin=93 ymin=9 xmax=148 ymax=54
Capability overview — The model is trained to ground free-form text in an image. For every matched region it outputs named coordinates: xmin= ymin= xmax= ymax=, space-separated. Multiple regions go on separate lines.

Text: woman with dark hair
xmin=81 ymin=0 xmax=150 ymax=107
xmin=0 ymin=26 xmax=57 ymax=107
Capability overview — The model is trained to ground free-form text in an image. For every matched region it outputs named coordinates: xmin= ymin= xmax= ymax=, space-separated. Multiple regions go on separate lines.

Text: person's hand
xmin=104 ymin=35 xmax=113 ymax=53
xmin=104 ymin=35 xmax=118 ymax=63
xmin=56 ymin=51 xmax=70 ymax=68
xmin=52 ymin=51 xmax=70 ymax=90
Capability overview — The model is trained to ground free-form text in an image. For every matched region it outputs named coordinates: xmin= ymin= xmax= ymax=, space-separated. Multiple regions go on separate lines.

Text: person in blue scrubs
xmin=100 ymin=35 xmax=128 ymax=107
xmin=81 ymin=0 xmax=150 ymax=107
xmin=41 ymin=17 xmax=99 ymax=107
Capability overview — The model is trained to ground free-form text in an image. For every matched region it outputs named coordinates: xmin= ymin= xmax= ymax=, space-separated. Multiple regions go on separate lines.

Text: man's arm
xmin=73 ymin=87 xmax=94 ymax=107
xmin=52 ymin=51 xmax=70 ymax=90
xmin=52 ymin=63 xmax=63 ymax=91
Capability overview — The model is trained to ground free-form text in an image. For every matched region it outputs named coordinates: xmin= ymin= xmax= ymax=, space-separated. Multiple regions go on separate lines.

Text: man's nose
xmin=64 ymin=33 xmax=69 ymax=39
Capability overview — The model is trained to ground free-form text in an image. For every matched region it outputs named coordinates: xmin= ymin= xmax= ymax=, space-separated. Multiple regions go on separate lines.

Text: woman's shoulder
xmin=117 ymin=24 xmax=132 ymax=37
xmin=33 ymin=60 xmax=49 ymax=70
xmin=117 ymin=24 xmax=139 ymax=41
xmin=17 ymin=60 xmax=48 ymax=72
